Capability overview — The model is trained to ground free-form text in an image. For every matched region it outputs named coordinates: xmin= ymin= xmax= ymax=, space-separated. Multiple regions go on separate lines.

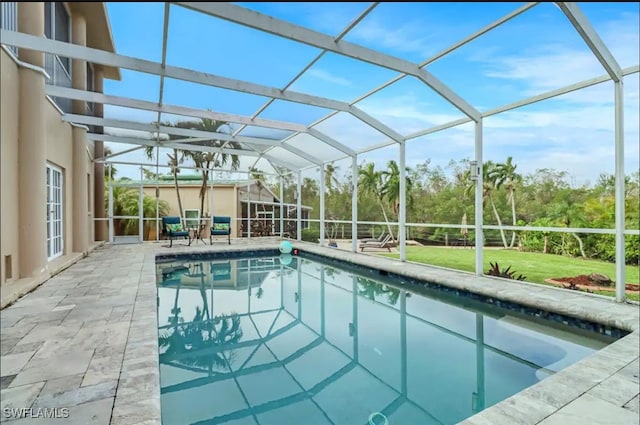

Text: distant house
xmin=158 ymin=257 xmax=281 ymax=291
xmin=141 ymin=175 xmax=312 ymax=238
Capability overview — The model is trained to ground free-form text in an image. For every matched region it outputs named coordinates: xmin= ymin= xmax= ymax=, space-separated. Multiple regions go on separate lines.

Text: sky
xmin=102 ymin=2 xmax=640 ymax=187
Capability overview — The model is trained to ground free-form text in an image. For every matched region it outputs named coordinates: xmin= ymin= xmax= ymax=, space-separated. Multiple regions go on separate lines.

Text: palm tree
xmin=324 ymin=163 xmax=340 ymax=194
xmin=249 ymin=166 xmax=267 ymax=201
xmin=530 ymin=216 xmax=555 ymax=254
xmin=494 ymin=157 xmax=522 ymax=248
xmin=176 ymin=118 xmax=241 ymax=217
xmin=145 ymin=146 xmax=186 ymax=220
xmin=551 ymin=190 xmax=587 ymax=258
xmin=158 ymin=309 xmax=243 ymax=373
xmin=357 ymin=277 xmax=400 ymax=305
xmin=142 ymin=167 xmax=159 ymax=180
xmin=381 ymin=160 xmax=414 ymax=219
xmin=358 ymin=162 xmax=395 ymax=241
xmin=465 ymin=161 xmax=508 ymax=248
xmin=145 ymin=117 xmax=241 ymax=221
xmin=142 ymin=192 xmax=170 ymax=240
xmin=103 ymin=146 xmax=117 ymax=180
xmin=107 ymin=179 xmax=170 ymax=238
xmin=324 ymin=164 xmax=342 ymax=237
xmin=109 ymin=182 xmax=139 ymax=236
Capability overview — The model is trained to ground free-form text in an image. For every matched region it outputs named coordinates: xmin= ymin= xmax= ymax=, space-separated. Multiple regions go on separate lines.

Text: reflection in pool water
xmin=155 ymin=255 xmax=613 ymax=425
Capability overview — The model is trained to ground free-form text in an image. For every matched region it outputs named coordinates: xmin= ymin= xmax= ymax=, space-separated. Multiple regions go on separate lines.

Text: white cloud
xmin=103 ymin=105 xmax=158 ymax=123
xmin=357 ymin=93 xmax=466 ymax=135
xmin=473 ymin=11 xmax=639 ymax=99
xmin=349 ymin=18 xmax=437 ymax=58
xmin=102 ymin=6 xmax=639 ymax=185
xmin=482 ymin=46 xmax=603 ymax=95
xmin=597 ymin=10 xmax=640 ymax=69
xmin=307 ymin=69 xmax=352 ymax=87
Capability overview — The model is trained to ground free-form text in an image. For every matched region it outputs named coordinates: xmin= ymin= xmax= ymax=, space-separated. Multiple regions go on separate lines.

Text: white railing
xmin=0 ymin=2 xmax=18 ymax=55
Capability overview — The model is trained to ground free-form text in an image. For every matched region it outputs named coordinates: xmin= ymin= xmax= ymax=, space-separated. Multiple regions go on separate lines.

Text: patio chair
xmin=162 ymin=216 xmax=192 ymax=248
xmin=210 ymin=216 xmax=231 ymax=245
xmin=211 ymin=261 xmax=232 ymax=281
xmin=359 ymin=234 xmax=394 ymax=252
xmin=360 ymin=232 xmax=388 ymax=244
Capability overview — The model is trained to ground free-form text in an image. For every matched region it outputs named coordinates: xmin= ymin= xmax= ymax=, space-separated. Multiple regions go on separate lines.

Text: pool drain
xmin=368 ymin=412 xmax=389 ymax=425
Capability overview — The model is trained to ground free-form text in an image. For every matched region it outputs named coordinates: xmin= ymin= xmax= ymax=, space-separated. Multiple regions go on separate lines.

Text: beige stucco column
xmin=17 ymin=2 xmax=48 ymax=277
xmin=94 ymin=68 xmax=107 ymax=241
xmin=71 ymin=13 xmax=89 ymax=254
xmin=72 ymin=126 xmax=89 ymax=254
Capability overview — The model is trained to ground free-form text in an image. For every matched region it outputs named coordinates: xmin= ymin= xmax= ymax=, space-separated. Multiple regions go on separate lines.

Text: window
xmin=44 ymin=2 xmax=72 ymax=102
xmin=86 ymin=63 xmax=94 ymax=114
xmin=47 ymin=2 xmax=70 ymax=72
xmin=87 ymin=63 xmax=94 ymax=91
xmin=184 ymin=209 xmax=200 ymax=229
xmin=0 ymin=2 xmax=18 ymax=55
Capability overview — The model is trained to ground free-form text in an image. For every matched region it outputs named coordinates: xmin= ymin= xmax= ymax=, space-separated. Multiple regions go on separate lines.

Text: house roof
xmin=128 ymin=175 xmax=313 ymax=210
xmin=135 ymin=176 xmax=280 ymax=200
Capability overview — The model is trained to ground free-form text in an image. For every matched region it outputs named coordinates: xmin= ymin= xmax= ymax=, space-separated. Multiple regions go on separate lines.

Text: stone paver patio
xmin=0 ymin=239 xmax=638 ymax=424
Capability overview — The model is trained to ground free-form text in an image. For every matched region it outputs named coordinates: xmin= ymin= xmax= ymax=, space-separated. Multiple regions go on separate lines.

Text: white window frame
xmin=47 ymin=163 xmax=64 ymax=261
xmin=44 ymin=2 xmax=72 ymax=91
xmin=256 ymin=210 xmax=275 ymax=229
xmin=184 ymin=209 xmax=200 ymax=230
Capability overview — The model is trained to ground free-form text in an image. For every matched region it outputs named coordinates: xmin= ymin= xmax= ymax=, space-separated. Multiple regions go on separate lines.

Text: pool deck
xmin=0 ymin=239 xmax=638 ymax=425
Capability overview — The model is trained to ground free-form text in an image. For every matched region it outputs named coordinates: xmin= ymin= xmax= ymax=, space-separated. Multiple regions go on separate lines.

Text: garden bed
xmin=545 ymin=274 xmax=640 ymax=294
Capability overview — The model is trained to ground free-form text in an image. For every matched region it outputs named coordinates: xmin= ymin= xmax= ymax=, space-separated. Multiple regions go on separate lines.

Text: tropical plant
xmin=324 ymin=163 xmax=340 ymax=194
xmin=142 ymin=192 xmax=171 ymax=240
xmin=106 ymin=178 xmax=170 ymax=238
xmin=359 ymin=161 xmax=395 ymax=241
xmin=381 ymin=159 xmax=414 ymax=219
xmin=142 ymin=167 xmax=160 ymax=180
xmin=357 ymin=277 xmax=401 ymax=305
xmin=493 ymin=156 xmax=522 ymax=248
xmin=486 ymin=262 xmax=526 ymax=281
xmin=550 ymin=188 xmax=587 ymax=258
xmin=465 ymin=160 xmax=508 ymax=248
xmin=146 ymin=117 xmax=240 ymax=221
xmin=145 ymin=146 xmax=186 ymax=220
xmin=103 ymin=146 xmax=117 ymax=180
xmin=109 ymin=180 xmax=138 ymax=235
xmin=181 ymin=119 xmax=240 ymax=217
xmin=158 ymin=308 xmax=244 ymax=372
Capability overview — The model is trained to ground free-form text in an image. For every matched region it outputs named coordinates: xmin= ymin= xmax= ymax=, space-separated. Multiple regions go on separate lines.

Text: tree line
xmin=268 ymin=157 xmax=639 ymax=265
xmin=104 ymin=116 xmax=639 ymax=264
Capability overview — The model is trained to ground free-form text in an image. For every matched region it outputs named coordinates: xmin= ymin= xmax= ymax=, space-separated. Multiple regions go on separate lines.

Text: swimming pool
xmin=155 ymin=251 xmax=618 ymax=425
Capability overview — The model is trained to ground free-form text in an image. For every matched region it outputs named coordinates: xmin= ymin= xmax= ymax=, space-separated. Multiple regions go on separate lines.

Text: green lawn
xmin=380 ymin=247 xmax=639 ymax=300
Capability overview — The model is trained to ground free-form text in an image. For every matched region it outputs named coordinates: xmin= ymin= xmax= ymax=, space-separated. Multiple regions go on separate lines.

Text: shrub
xmin=486 ymin=262 xmax=527 ymax=281
xmin=301 ymin=228 xmax=320 ymax=243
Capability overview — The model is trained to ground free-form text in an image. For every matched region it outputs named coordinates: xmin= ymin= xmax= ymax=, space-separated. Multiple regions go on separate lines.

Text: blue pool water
xmin=155 ymin=252 xmax=616 ymax=425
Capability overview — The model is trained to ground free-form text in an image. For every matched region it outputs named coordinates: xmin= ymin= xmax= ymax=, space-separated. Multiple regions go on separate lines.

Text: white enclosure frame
xmin=1 ymin=1 xmax=637 ymax=302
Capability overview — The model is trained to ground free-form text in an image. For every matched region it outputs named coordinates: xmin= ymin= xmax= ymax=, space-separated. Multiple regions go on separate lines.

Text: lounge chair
xmin=210 ymin=216 xmax=231 ymax=245
xmin=162 ymin=216 xmax=192 ymax=248
xmin=360 ymin=232 xmax=387 ymax=244
xmin=359 ymin=234 xmax=394 ymax=252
